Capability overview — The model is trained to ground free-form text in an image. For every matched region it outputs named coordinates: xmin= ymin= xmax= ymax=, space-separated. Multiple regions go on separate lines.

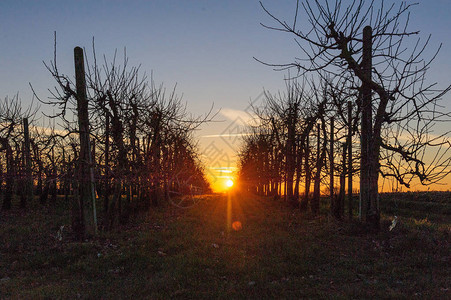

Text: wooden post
xmin=74 ymin=46 xmax=97 ymax=237
xmin=347 ymin=101 xmax=353 ymax=220
xmin=23 ymin=117 xmax=33 ymax=207
xmin=329 ymin=117 xmax=334 ymax=215
xmin=360 ymin=26 xmax=372 ymax=221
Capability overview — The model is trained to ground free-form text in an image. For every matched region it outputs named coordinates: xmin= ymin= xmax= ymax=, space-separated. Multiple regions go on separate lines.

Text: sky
xmin=1 ymin=0 xmax=450 ymax=191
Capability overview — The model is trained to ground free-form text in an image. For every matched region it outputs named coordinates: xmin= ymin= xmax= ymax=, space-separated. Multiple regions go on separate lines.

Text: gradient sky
xmin=1 ymin=0 xmax=450 ymax=191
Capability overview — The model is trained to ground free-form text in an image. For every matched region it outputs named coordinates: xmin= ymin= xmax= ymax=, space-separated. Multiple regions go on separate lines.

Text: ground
xmin=0 ymin=191 xmax=450 ymax=298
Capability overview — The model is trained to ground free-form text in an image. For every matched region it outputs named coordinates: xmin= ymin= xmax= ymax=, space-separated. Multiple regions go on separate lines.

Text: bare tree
xmin=0 ymin=95 xmax=36 ymax=210
xmin=32 ymin=36 xmax=213 ymax=235
xmin=259 ymin=0 xmax=451 ymax=229
xmin=239 ymin=78 xmax=332 ymax=214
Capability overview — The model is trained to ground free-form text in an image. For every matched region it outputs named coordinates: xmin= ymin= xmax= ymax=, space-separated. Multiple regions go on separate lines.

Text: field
xmin=0 ymin=192 xmax=450 ymax=298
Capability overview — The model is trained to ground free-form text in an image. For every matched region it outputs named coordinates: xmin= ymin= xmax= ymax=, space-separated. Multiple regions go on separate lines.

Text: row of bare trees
xmin=239 ymin=0 xmax=451 ymax=229
xmin=238 ymin=79 xmax=355 ymax=218
xmin=1 ymin=43 xmax=212 ymax=238
xmin=0 ymin=96 xmax=36 ymax=210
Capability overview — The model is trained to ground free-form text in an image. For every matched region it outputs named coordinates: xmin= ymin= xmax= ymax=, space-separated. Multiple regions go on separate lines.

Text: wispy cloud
xmin=207 ymin=166 xmax=237 ymax=178
xmin=219 ymin=108 xmax=258 ymax=126
xmin=201 ymin=133 xmax=253 ymax=138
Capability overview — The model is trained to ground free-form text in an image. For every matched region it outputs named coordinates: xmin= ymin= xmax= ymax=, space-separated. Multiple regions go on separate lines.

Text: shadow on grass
xmin=0 ymin=192 xmax=449 ymax=298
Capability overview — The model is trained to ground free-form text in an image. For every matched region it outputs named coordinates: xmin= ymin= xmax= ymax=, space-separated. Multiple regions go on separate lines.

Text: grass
xmin=0 ymin=191 xmax=450 ymax=298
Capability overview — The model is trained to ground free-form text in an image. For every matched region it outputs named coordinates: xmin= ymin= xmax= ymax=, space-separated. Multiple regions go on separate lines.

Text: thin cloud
xmin=201 ymin=133 xmax=253 ymax=138
xmin=219 ymin=108 xmax=258 ymax=126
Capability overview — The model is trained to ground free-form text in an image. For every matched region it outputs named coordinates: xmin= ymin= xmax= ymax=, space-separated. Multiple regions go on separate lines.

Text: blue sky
xmin=0 ymin=1 xmax=297 ymax=115
xmin=1 ymin=0 xmax=450 ymax=188
xmin=1 ymin=0 xmax=449 ymax=119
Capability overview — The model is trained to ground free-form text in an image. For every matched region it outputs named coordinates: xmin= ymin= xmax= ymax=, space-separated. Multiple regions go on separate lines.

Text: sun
xmin=226 ymin=179 xmax=234 ymax=188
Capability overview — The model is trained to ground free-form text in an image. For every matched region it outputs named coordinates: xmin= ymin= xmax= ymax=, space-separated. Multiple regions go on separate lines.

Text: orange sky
xmin=200 ymin=129 xmax=451 ymax=194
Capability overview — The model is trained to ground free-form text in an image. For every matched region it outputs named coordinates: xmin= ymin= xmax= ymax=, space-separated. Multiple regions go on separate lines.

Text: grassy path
xmin=0 ymin=193 xmax=450 ymax=298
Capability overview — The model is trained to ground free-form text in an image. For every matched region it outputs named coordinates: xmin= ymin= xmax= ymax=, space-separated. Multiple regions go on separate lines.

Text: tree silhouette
xmin=29 ymin=37 xmax=213 ymax=237
xmin=258 ymin=0 xmax=451 ymax=229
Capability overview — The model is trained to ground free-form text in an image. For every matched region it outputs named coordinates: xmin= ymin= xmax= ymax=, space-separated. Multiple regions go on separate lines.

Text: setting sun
xmin=226 ymin=179 xmax=234 ymax=188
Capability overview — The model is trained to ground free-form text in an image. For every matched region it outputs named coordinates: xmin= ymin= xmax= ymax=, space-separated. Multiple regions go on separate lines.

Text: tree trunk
xmin=103 ymin=113 xmax=110 ymax=214
xmin=336 ymin=143 xmax=347 ymax=220
xmin=64 ymin=155 xmax=72 ymax=203
xmin=300 ymin=135 xmax=310 ymax=211
xmin=35 ymin=145 xmax=43 ymax=196
xmin=40 ymin=177 xmax=50 ymax=205
xmin=347 ymin=101 xmax=353 ymax=220
xmin=2 ymin=141 xmax=14 ymax=210
xmin=329 ymin=117 xmax=335 ymax=217
xmin=107 ymin=181 xmax=122 ymax=230
xmin=294 ymin=145 xmax=302 ymax=202
xmin=50 ymin=148 xmax=57 ymax=204
xmin=150 ymin=114 xmax=162 ymax=207
xmin=286 ymin=112 xmax=296 ymax=204
xmin=0 ymin=162 xmax=3 ymax=206
xmin=312 ymin=124 xmax=326 ymax=215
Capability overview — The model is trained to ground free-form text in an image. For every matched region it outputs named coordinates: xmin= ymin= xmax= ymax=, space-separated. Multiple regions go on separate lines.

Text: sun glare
xmin=226 ymin=179 xmax=234 ymax=188
xmin=206 ymin=167 xmax=238 ymax=192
